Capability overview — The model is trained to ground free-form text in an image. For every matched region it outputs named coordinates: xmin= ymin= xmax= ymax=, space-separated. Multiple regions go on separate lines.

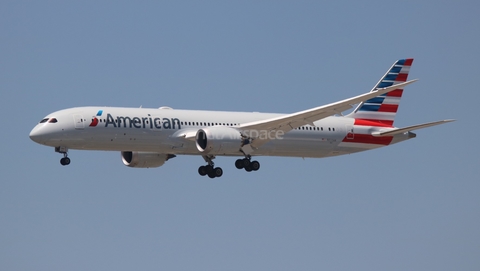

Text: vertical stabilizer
xmin=348 ymin=58 xmax=414 ymax=126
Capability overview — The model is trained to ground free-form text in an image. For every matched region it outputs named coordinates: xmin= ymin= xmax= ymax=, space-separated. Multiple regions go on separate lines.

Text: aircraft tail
xmin=347 ymin=58 xmax=414 ymax=126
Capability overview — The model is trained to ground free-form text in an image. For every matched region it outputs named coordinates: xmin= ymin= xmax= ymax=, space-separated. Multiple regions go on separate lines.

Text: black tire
xmin=242 ymin=158 xmax=251 ymax=167
xmin=198 ymin=166 xmax=207 ymax=176
xmin=235 ymin=159 xmax=244 ymax=169
xmin=208 ymin=172 xmax=216 ymax=178
xmin=214 ymin=167 xmax=223 ymax=177
xmin=251 ymin=160 xmax=260 ymax=171
xmin=206 ymin=165 xmax=214 ymax=174
xmin=245 ymin=165 xmax=252 ymax=172
xmin=60 ymin=157 xmax=70 ymax=166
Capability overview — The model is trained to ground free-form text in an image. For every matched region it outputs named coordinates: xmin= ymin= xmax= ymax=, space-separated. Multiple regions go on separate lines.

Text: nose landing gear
xmin=55 ymin=146 xmax=71 ymax=166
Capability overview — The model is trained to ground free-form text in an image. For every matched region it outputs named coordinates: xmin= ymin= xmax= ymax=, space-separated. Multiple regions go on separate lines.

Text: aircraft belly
xmin=64 ymin=128 xmax=176 ymax=152
xmin=257 ymin=135 xmax=337 ymax=158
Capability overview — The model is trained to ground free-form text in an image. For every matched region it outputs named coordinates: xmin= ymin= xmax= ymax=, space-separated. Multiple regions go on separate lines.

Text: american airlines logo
xmin=89 ymin=110 xmax=103 ymax=127
xmin=90 ymin=110 xmax=182 ymax=130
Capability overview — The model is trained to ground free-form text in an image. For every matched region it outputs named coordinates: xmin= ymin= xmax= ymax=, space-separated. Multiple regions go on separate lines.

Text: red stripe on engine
xmin=342 ymin=134 xmax=393 ymax=145
xmin=354 ymin=119 xmax=394 ymax=127
xmin=378 ymin=104 xmax=398 ymax=113
xmin=386 ymin=89 xmax=403 ymax=97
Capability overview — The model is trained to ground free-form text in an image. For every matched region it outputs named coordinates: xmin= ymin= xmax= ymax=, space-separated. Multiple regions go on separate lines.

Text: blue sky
xmin=1 ymin=1 xmax=479 ymax=270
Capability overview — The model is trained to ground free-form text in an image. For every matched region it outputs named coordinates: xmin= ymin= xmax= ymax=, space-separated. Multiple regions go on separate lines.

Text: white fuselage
xmin=29 ymin=106 xmax=411 ymax=158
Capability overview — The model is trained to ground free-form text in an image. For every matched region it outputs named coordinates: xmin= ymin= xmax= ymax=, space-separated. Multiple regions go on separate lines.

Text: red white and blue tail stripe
xmin=348 ymin=58 xmax=414 ymax=126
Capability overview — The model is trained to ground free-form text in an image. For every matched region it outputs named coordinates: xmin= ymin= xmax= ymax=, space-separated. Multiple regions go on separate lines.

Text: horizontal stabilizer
xmin=371 ymin=119 xmax=455 ymax=137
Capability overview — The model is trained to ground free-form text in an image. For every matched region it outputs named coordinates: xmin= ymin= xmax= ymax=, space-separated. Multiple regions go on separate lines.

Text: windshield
xmin=39 ymin=118 xmax=58 ymax=123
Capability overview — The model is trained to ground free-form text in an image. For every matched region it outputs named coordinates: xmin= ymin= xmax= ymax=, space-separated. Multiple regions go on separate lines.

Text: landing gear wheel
xmin=236 ymin=156 xmax=260 ymax=173
xmin=250 ymin=160 xmax=260 ymax=171
xmin=55 ymin=147 xmax=70 ymax=166
xmin=214 ymin=167 xmax=223 ymax=177
xmin=199 ymin=155 xmax=224 ymax=178
xmin=242 ymin=158 xmax=251 ymax=167
xmin=198 ymin=166 xmax=207 ymax=176
xmin=208 ymin=171 xmax=216 ymax=178
xmin=205 ymin=167 xmax=222 ymax=178
xmin=235 ymin=159 xmax=244 ymax=169
xmin=60 ymin=157 xmax=71 ymax=166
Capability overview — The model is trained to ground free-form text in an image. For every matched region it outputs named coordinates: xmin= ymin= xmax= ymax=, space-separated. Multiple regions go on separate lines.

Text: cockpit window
xmin=39 ymin=118 xmax=49 ymax=123
xmin=48 ymin=118 xmax=58 ymax=123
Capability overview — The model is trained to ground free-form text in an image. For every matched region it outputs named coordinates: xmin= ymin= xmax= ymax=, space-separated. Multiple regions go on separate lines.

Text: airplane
xmin=29 ymin=58 xmax=454 ymax=178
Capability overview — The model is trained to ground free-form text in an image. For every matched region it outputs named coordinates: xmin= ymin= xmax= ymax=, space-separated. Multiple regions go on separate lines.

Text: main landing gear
xmin=55 ymin=146 xmax=71 ymax=166
xmin=198 ymin=155 xmax=223 ymax=178
xmin=235 ymin=156 xmax=260 ymax=172
xmin=198 ymin=155 xmax=261 ymax=178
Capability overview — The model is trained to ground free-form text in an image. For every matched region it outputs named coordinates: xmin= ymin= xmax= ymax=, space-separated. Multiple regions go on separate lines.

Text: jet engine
xmin=121 ymin=151 xmax=175 ymax=168
xmin=195 ymin=127 xmax=243 ymax=154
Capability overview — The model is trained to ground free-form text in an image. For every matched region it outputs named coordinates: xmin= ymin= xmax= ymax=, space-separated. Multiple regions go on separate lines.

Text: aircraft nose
xmin=29 ymin=126 xmax=47 ymax=144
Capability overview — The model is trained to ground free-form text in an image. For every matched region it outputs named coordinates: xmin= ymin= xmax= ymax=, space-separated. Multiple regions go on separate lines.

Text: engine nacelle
xmin=195 ymin=127 xmax=243 ymax=154
xmin=121 ymin=151 xmax=175 ymax=168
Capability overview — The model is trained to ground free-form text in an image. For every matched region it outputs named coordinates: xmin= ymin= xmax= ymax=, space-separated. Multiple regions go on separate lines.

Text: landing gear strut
xmin=55 ymin=146 xmax=71 ymax=166
xmin=198 ymin=155 xmax=223 ymax=178
xmin=235 ymin=156 xmax=260 ymax=172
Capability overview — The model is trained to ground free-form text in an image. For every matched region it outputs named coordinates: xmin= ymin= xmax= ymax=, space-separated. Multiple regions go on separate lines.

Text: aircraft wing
xmin=238 ymin=79 xmax=418 ymax=148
